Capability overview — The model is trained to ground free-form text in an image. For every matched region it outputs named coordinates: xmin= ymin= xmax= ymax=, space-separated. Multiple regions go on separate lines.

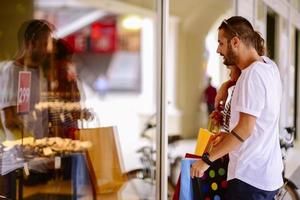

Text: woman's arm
xmin=214 ymin=80 xmax=236 ymax=108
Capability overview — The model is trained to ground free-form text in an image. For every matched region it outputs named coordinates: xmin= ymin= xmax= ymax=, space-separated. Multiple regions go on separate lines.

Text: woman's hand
xmin=210 ymin=110 xmax=223 ymax=124
xmin=214 ymin=80 xmax=235 ymax=108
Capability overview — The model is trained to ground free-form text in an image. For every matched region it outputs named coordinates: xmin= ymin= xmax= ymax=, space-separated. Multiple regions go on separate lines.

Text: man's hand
xmin=190 ymin=159 xmax=210 ymax=178
xmin=2 ymin=106 xmax=22 ymax=130
xmin=211 ymin=132 xmax=225 ymax=146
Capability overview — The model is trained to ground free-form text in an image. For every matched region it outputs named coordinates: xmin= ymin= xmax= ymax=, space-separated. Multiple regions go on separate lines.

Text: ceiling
xmin=36 ymin=0 xmax=233 ymax=36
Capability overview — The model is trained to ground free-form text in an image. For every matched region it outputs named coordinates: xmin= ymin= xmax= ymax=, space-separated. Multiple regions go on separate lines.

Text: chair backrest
xmin=76 ymin=126 xmax=126 ymax=194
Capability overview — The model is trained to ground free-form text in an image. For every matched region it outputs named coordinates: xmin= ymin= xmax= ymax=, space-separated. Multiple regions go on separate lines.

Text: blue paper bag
xmin=179 ymin=155 xmax=229 ymax=200
xmin=179 ymin=158 xmax=197 ymax=200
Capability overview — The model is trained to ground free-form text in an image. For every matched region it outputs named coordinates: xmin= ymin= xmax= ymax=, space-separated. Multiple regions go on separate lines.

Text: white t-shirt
xmin=228 ymin=56 xmax=283 ymax=191
xmin=0 ymin=61 xmax=48 ymax=139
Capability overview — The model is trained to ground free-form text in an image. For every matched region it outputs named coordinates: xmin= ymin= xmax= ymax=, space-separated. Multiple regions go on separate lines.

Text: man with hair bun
xmin=0 ymin=19 xmax=54 ymax=139
xmin=191 ymin=16 xmax=283 ymax=199
xmin=0 ymin=19 xmax=54 ymax=198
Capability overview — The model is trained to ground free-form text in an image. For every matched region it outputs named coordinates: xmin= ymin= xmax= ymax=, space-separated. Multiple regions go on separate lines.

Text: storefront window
xmin=0 ymin=0 xmax=263 ymax=199
xmin=0 ymin=0 xmax=160 ymax=199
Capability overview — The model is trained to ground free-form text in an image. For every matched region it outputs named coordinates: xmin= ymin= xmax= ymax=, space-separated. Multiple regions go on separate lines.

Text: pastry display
xmin=1 ymin=137 xmax=92 ymax=157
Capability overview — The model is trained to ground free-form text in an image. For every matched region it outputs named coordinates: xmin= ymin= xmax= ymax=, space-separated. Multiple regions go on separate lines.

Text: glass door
xmin=0 ymin=0 xmax=166 ymax=199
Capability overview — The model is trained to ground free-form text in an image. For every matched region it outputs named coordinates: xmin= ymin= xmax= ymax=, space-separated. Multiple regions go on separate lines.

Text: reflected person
xmin=0 ymin=19 xmax=54 ymax=198
xmin=0 ymin=19 xmax=54 ymax=139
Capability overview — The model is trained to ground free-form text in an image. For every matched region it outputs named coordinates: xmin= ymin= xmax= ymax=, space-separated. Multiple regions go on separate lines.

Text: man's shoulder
xmin=246 ymin=57 xmax=278 ymax=75
xmin=241 ymin=57 xmax=281 ymax=87
xmin=253 ymin=56 xmax=278 ymax=70
xmin=0 ymin=61 xmax=18 ymax=74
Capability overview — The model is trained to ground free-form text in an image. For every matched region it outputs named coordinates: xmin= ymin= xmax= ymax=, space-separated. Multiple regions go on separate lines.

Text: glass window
xmin=0 ymin=0 xmax=160 ymax=199
xmin=0 ymin=0 xmax=249 ymax=199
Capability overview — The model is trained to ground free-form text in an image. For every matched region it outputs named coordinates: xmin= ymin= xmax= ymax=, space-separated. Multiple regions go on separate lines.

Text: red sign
xmin=64 ymin=32 xmax=87 ymax=53
xmin=64 ymin=20 xmax=117 ymax=53
xmin=90 ymin=21 xmax=117 ymax=53
xmin=17 ymin=71 xmax=31 ymax=114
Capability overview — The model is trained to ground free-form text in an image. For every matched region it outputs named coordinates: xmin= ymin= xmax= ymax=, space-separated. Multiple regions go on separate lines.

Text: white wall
xmin=236 ymin=0 xmax=256 ymax=23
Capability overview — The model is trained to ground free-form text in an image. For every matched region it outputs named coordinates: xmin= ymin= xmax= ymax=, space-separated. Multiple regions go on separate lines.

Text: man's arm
xmin=1 ymin=106 xmax=23 ymax=130
xmin=190 ymin=112 xmax=256 ymax=178
xmin=209 ymin=112 xmax=256 ymax=161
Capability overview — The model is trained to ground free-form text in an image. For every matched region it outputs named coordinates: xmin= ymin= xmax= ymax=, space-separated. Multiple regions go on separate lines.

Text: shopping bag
xmin=173 ymin=153 xmax=200 ymax=200
xmin=176 ymin=153 xmax=228 ymax=200
xmin=192 ymin=155 xmax=229 ymax=199
xmin=174 ymin=113 xmax=226 ymax=199
xmin=194 ymin=128 xmax=215 ymax=156
xmin=173 ymin=173 xmax=181 ymax=200
xmin=75 ymin=126 xmax=127 ymax=194
xmin=179 ymin=158 xmax=197 ymax=200
xmin=195 ymin=113 xmax=223 ymax=156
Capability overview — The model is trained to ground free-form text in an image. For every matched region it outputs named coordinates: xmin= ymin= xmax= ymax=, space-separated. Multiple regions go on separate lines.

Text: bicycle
xmin=276 ymin=127 xmax=300 ymax=200
xmin=125 ymin=115 xmax=182 ymax=199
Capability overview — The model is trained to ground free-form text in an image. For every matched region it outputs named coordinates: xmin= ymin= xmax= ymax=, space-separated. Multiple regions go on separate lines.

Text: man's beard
xmin=223 ymin=44 xmax=237 ymax=66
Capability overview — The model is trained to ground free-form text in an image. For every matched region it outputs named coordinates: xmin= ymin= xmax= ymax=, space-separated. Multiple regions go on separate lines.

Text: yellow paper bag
xmin=194 ymin=128 xmax=214 ymax=156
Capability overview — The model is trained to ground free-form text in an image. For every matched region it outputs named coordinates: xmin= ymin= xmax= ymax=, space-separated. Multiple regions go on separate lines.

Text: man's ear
xmin=231 ymin=36 xmax=240 ymax=48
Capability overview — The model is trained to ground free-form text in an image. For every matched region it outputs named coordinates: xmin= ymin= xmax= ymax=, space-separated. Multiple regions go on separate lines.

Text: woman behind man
xmin=45 ymin=38 xmax=92 ymax=138
xmin=212 ymin=29 xmax=266 ymax=143
xmin=219 ymin=65 xmax=241 ymax=132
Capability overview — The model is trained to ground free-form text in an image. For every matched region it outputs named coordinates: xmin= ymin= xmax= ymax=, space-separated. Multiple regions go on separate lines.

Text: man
xmin=190 ymin=16 xmax=283 ymax=199
xmin=0 ymin=19 xmax=54 ymax=139
xmin=203 ymin=77 xmax=217 ymax=115
xmin=0 ymin=19 xmax=54 ymax=198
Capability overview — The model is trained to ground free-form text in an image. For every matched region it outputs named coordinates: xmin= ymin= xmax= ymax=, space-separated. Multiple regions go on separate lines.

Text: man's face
xmin=31 ymin=32 xmax=53 ymax=65
xmin=216 ymin=29 xmax=237 ymax=66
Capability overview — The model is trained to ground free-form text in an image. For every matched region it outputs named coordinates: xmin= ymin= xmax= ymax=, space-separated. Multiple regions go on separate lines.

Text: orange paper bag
xmin=194 ymin=128 xmax=215 ymax=156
